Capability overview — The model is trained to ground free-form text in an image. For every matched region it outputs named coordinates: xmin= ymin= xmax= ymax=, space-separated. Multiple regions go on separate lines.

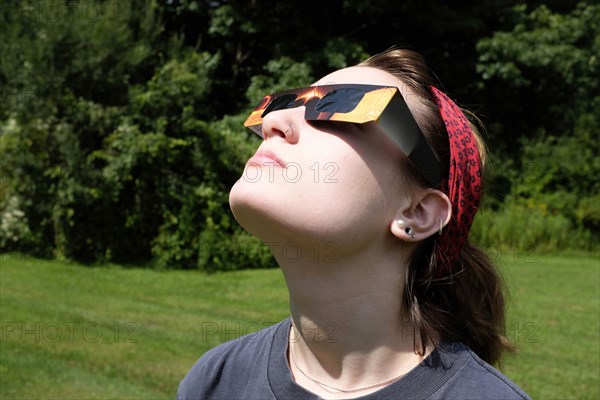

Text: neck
xmin=271 ymin=235 xmax=427 ymax=398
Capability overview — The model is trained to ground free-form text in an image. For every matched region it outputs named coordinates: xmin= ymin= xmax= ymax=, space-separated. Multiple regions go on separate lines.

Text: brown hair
xmin=360 ymin=47 xmax=514 ymax=366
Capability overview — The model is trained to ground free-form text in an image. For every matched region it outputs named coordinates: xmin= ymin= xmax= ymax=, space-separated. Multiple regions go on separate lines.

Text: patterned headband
xmin=430 ymin=86 xmax=483 ymax=275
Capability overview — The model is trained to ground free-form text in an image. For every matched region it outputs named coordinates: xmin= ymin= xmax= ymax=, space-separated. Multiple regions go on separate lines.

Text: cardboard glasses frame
xmin=243 ymin=84 xmax=442 ymax=187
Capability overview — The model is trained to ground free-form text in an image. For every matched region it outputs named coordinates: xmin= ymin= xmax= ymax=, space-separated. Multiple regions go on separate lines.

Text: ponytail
xmin=405 ymin=239 xmax=514 ymax=365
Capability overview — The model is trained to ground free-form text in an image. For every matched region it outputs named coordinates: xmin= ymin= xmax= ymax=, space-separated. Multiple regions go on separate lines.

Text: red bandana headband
xmin=429 ymin=86 xmax=482 ymax=275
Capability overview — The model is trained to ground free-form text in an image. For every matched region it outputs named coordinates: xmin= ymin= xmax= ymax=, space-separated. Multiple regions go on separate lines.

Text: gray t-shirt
xmin=178 ymin=319 xmax=530 ymax=399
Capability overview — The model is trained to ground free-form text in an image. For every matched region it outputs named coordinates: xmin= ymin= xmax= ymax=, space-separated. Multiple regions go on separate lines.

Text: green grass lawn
xmin=1 ymin=251 xmax=598 ymax=399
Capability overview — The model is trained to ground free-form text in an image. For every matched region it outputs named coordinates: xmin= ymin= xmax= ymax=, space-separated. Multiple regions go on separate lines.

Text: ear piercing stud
xmin=396 ymin=219 xmax=415 ymax=239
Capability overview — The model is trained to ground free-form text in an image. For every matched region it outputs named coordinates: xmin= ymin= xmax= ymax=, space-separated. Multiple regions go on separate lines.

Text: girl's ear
xmin=390 ymin=189 xmax=451 ymax=242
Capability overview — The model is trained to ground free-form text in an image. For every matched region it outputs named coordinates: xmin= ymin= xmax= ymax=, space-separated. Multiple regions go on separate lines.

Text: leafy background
xmin=1 ymin=0 xmax=598 ymax=270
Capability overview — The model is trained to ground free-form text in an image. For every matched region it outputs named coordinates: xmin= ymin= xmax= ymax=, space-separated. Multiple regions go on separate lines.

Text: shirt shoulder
xmin=430 ymin=343 xmax=531 ymax=400
xmin=177 ymin=320 xmax=288 ymax=400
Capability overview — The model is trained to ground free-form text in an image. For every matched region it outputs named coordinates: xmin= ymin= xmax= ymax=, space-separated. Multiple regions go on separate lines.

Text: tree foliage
xmin=1 ymin=0 xmax=597 ymax=268
xmin=475 ymin=2 xmax=599 ymax=248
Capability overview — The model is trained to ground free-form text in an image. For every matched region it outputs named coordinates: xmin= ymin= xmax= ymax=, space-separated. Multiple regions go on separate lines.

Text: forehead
xmin=314 ymin=66 xmax=408 ymax=96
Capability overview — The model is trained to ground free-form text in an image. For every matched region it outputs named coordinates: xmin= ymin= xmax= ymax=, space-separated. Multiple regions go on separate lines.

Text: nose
xmin=260 ymin=106 xmax=304 ymax=144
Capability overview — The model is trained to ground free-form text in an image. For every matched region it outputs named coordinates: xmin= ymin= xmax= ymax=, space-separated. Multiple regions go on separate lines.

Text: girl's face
xmin=229 ymin=66 xmax=416 ymax=255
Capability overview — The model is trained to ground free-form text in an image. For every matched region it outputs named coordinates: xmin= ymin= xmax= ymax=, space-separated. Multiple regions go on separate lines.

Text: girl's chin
xmin=228 ymin=179 xmax=368 ymax=248
xmin=229 ymin=186 xmax=281 ymax=238
xmin=229 ymin=181 xmax=267 ymax=218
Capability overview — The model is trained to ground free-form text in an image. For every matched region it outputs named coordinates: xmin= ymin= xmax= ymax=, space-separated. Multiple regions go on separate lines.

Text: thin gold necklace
xmin=288 ymin=341 xmax=408 ymax=394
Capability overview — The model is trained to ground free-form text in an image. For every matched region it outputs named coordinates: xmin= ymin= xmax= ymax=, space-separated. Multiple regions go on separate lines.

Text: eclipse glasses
xmin=243 ymin=84 xmax=442 ymax=186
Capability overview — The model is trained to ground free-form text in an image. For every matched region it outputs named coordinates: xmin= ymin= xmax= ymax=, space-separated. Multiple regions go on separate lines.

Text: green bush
xmin=471 ymin=201 xmax=596 ymax=254
xmin=2 ymin=1 xmax=598 ymax=270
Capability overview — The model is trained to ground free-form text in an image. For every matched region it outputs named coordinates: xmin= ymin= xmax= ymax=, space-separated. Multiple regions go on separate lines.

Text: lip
xmin=246 ymin=149 xmax=286 ymax=168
